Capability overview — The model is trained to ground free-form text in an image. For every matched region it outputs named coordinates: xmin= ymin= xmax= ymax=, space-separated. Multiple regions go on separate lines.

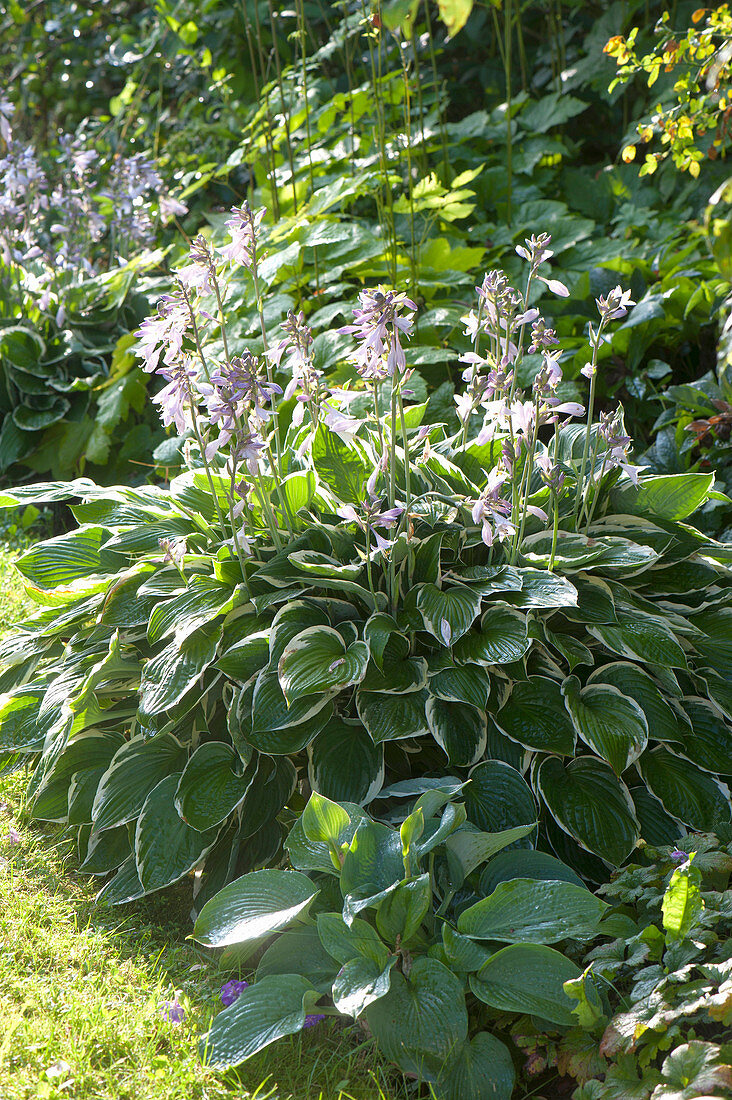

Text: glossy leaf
xmin=470 ymin=943 xmax=581 ymax=1026
xmin=458 ymin=878 xmax=607 ymax=943
xmin=562 ymin=678 xmax=648 ymax=774
xmin=193 ymin=868 xmax=319 ymax=947
xmin=201 ymin=975 xmax=317 ymax=1068
xmin=415 ymin=583 xmax=481 ymax=645
xmin=496 ymin=676 xmax=576 ymax=755
xmin=175 ymin=742 xmax=255 ymax=832
xmin=453 ymin=604 xmax=530 ymax=666
xmin=308 ymin=718 xmax=384 ymax=804
xmin=135 ymin=774 xmax=220 ymax=893
xmin=278 ymin=625 xmax=369 ymax=703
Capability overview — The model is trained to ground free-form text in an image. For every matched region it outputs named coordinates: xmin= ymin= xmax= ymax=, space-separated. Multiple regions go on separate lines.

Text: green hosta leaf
xmin=520 ymin=532 xmax=610 ymax=571
xmin=15 ymin=525 xmax=118 ymax=590
xmin=415 ymin=583 xmax=481 ymax=645
xmin=675 ymin=698 xmax=732 ymax=773
xmin=301 ymin=792 xmax=350 ymax=850
xmin=286 ymin=801 xmax=368 ymax=875
xmin=638 ymin=747 xmax=732 ymax=832
xmin=288 ymin=550 xmax=363 ymax=580
xmin=135 ymin=774 xmax=220 ymax=893
xmin=147 ymin=576 xmax=234 ymax=645
xmin=435 ymin=1032 xmax=516 ymax=1100
xmin=470 ymin=944 xmax=581 ymax=1026
xmin=278 ymin=625 xmax=369 ymax=703
xmin=445 ymin=823 xmax=538 ymax=885
xmin=363 ymin=613 xmax=403 ymax=669
xmin=193 ymin=869 xmax=319 ymax=948
xmin=365 ymin=958 xmax=468 ymax=1080
xmin=358 ymin=655 xmax=427 ymax=694
xmin=95 ymin=854 xmax=146 ymax=906
xmin=428 ymin=663 xmax=490 ymax=709
xmin=0 ymin=689 xmax=52 ymax=752
xmin=215 ymin=632 xmax=270 ymax=683
xmin=447 ymin=564 xmax=523 ymax=596
xmin=316 ymin=913 xmax=389 ymax=968
xmin=376 ymin=874 xmax=431 ymax=945
xmin=311 ymin=423 xmax=371 ymax=506
xmin=564 ymin=576 xmax=617 ymax=625
xmin=587 ymin=662 xmax=684 ymax=744
xmin=251 ymin=669 xmax=333 ymax=733
xmin=200 ymin=974 xmax=318 ymax=1068
xmin=453 ymin=604 xmax=530 ymax=666
xmin=589 ymin=613 xmax=687 ymax=669
xmin=611 ymin=473 xmax=715 ymax=522
xmin=256 ymin=927 xmax=337 ymax=995
xmin=441 ymin=925 xmax=494 ymax=973
xmin=308 ymin=718 xmax=384 ymax=804
xmin=562 ymin=677 xmax=648 ymax=774
xmin=33 ymin=730 xmax=124 ymax=822
xmin=80 ymin=824 xmax=131 ymax=875
xmin=479 ymin=849 xmax=585 ymax=896
xmin=662 ymin=855 xmax=703 ymax=944
xmin=630 ymin=785 xmax=682 ymax=847
xmin=340 ymin=820 xmax=404 ymax=904
xmin=138 ymin=624 xmax=221 ymax=719
xmin=356 ymin=688 xmax=429 ymax=743
xmin=536 ymin=757 xmax=639 ymax=866
xmin=92 ymin=733 xmax=187 ymax=831
xmin=175 ymin=742 xmax=255 ymax=832
xmin=268 ymin=601 xmax=329 ymax=664
xmin=464 ymin=760 xmax=538 ymax=847
xmin=496 ymin=677 xmax=576 ymax=755
xmin=458 ymin=878 xmax=607 ymax=943
xmin=332 ymin=955 xmax=396 ymax=1018
xmin=504 ymin=568 xmax=578 ymax=609
xmin=426 ymin=696 xmax=487 ymax=766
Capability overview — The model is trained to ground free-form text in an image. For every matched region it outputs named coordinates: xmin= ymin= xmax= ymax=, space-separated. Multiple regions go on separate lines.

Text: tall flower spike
xmin=339 ymin=288 xmax=416 ymax=379
xmin=220 ymin=204 xmax=266 ymax=269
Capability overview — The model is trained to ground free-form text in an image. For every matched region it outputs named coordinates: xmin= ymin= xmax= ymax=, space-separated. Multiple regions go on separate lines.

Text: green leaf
xmin=662 ymin=855 xmax=703 ymax=944
xmin=611 ymin=473 xmax=715 ymax=521
xmin=278 ymin=625 xmax=369 ymax=703
xmin=453 ymin=604 xmax=530 ymax=666
xmin=332 ymin=955 xmax=396 ymax=1018
xmin=175 ymin=742 xmax=255 ymax=832
xmin=340 ymin=820 xmax=404 ymax=906
xmin=92 ymin=733 xmax=187 ymax=831
xmin=675 ymin=698 xmax=732 ymax=773
xmin=135 ymin=774 xmax=220 ymax=894
xmin=435 ymin=0 xmax=474 ymax=38
xmin=458 ymin=878 xmax=607 ymax=944
xmin=366 ymin=958 xmax=468 ymax=1079
xmin=363 ymin=613 xmax=403 ymax=669
xmin=308 ymin=718 xmax=384 ymax=805
xmin=464 ymin=760 xmax=537 ymax=846
xmin=589 ymin=613 xmax=687 ymax=669
xmin=445 ymin=823 xmax=538 ymax=885
xmin=301 ymin=792 xmax=351 ymax=850
xmin=470 ymin=944 xmax=581 ymax=1026
xmin=317 ymin=912 xmax=389 ymax=968
xmin=215 ymin=632 xmax=270 ymax=683
xmin=428 ymin=663 xmax=490 ymax=709
xmin=250 ymin=669 xmax=333 ymax=738
xmin=587 ymin=662 xmax=684 ymax=744
xmin=376 ymin=874 xmax=431 ymax=944
xmin=356 ymin=688 xmax=429 ymax=744
xmin=638 ymin=747 xmax=732 ymax=832
xmin=256 ymin=927 xmax=337 ymax=995
xmin=536 ymin=756 xmax=639 ymax=866
xmin=193 ymin=869 xmax=319 ymax=948
xmin=426 ymin=696 xmax=487 ymax=766
xmin=138 ymin=624 xmax=221 ymax=719
xmin=495 ymin=677 xmax=576 ymax=755
xmin=0 ymin=689 xmax=50 ymax=751
xmin=201 ymin=975 xmax=317 ymax=1068
xmin=504 ymin=569 xmax=578 ymax=609
xmin=359 ymin=654 xmax=427 ymax=694
xmin=562 ymin=678 xmax=648 ymax=774
xmin=435 ymin=1032 xmax=516 ymax=1100
xmin=147 ymin=576 xmax=234 ymax=645
xmin=286 ymin=801 xmax=368 ymax=876
xmin=415 ymin=583 xmax=481 ymax=645
xmin=655 ymin=1040 xmax=732 ymax=1099
xmin=288 ymin=550 xmax=363 ymax=580
xmin=479 ymin=849 xmax=585 ymax=896
xmin=311 ymin=423 xmax=371 ymax=505
xmin=16 ymin=525 xmax=118 ymax=590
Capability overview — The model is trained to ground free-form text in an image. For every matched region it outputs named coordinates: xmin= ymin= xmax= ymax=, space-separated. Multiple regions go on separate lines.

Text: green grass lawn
xmin=0 ymin=539 xmax=404 ymax=1100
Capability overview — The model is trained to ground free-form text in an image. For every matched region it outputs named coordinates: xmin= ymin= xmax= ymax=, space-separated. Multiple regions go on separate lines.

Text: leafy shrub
xmin=517 ymin=834 xmax=732 ymax=1099
xmin=1 ymin=208 xmax=732 ymax=915
xmin=192 ymin=785 xmax=607 ymax=1097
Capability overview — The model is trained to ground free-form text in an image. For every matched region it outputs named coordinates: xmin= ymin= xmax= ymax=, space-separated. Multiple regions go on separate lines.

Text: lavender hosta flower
xmin=7 ymin=825 xmax=20 ymax=845
xmin=159 ymin=194 xmax=189 ymax=223
xmin=471 ymin=469 xmax=515 ymax=547
xmin=135 ymin=291 xmax=191 ymax=374
xmin=536 ymin=452 xmax=565 ymax=493
xmin=160 ymin=993 xmax=186 ymax=1023
xmin=0 ymin=98 xmax=12 ymax=144
xmin=339 ymin=287 xmax=416 ymax=379
xmin=529 ymin=317 xmax=559 ymax=353
xmin=515 ymin=232 xmax=553 ymax=269
xmin=220 ymin=979 xmax=249 ymax=1007
xmin=177 ymin=235 xmax=216 ymax=296
xmin=598 ymin=409 xmax=643 ymax=485
xmin=152 ymin=358 xmax=199 ymax=435
xmin=220 ymin=204 xmax=265 ymax=269
xmin=596 ymin=285 xmax=635 ymax=322
xmin=159 ymin=536 xmax=187 ymax=569
xmin=337 ymin=500 xmax=404 ymax=552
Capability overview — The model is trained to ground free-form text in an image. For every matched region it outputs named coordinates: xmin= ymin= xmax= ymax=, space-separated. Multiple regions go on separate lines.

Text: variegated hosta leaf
xmin=561 ymin=677 xmax=648 ymax=775
xmin=502 ymin=568 xmax=578 ymax=609
xmin=495 ymin=676 xmax=576 ymax=755
xmin=308 ymin=718 xmax=384 ymax=805
xmin=453 ymin=604 xmax=530 ymax=666
xmin=356 ymin=688 xmax=429 ymax=744
xmin=426 ymin=696 xmax=486 ymax=767
xmin=175 ymin=741 xmax=256 ymax=832
xmin=535 ymin=756 xmax=639 ymax=867
xmin=463 ymin=760 xmax=537 ymax=847
xmin=138 ymin=623 xmax=221 ymax=719
xmin=278 ymin=625 xmax=369 ymax=704
xmin=638 ymin=746 xmax=732 ymax=832
xmin=415 ymin=582 xmax=481 ymax=645
xmin=586 ymin=661 xmax=686 ymax=744
xmin=91 ymin=733 xmax=187 ymax=831
xmin=135 ymin=773 xmax=221 ymax=893
xmin=427 ymin=663 xmax=490 ymax=709
xmin=588 ymin=611 xmax=687 ymax=668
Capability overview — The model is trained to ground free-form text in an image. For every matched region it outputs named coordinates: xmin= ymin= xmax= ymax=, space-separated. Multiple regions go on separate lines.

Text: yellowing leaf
xmin=622 ymin=145 xmax=637 ymax=163
xmin=692 ymin=8 xmax=707 ymax=23
xmin=436 ymin=0 xmax=474 ymax=37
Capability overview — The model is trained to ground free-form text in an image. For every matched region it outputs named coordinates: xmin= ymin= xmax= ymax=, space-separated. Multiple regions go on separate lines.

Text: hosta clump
xmin=193 ymin=786 xmax=609 ymax=1098
xmin=1 ymin=207 xmax=732 ymax=915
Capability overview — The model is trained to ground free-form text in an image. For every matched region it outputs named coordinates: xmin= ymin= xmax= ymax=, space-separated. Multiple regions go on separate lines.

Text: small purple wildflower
xmin=7 ymin=825 xmax=20 ymax=845
xmin=160 ymin=993 xmax=185 ymax=1023
xmin=303 ymin=1014 xmax=326 ymax=1029
xmin=220 ymin=979 xmax=249 ymax=1007
xmin=670 ymin=848 xmax=688 ymax=864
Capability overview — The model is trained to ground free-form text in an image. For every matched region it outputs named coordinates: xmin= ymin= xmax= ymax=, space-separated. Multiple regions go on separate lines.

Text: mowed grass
xmin=0 ymin=538 xmax=405 ymax=1100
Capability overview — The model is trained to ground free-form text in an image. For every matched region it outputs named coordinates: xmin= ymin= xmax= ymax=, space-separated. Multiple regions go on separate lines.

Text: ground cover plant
xmin=2 ymin=204 xmax=732 ymax=1093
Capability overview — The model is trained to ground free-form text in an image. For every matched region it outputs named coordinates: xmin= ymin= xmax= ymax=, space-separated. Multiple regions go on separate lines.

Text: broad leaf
xmin=470 ymin=943 xmax=581 ymax=1026
xmin=496 ymin=676 xmax=576 ymax=755
xmin=92 ymin=733 xmax=187 ymax=831
xmin=426 ymin=696 xmax=486 ymax=766
xmin=435 ymin=1032 xmax=516 ymax=1100
xmin=175 ymin=742 xmax=256 ymax=831
xmin=135 ymin=774 xmax=220 ymax=893
xmin=308 ymin=718 xmax=384 ymax=804
xmin=193 ymin=868 xmax=319 ymax=947
xmin=458 ymin=878 xmax=607 ymax=943
xmin=415 ymin=583 xmax=481 ymax=645
xmin=201 ymin=974 xmax=318 ymax=1067
xmin=562 ymin=677 xmax=648 ymax=774
xmin=638 ymin=747 xmax=732 ymax=832
xmin=278 ymin=625 xmax=369 ymax=703
xmin=332 ymin=956 xmax=396 ymax=1018
xmin=464 ymin=760 xmax=538 ymax=848
xmin=356 ymin=688 xmax=429 ymax=743
xmin=454 ymin=603 xmax=530 ymax=666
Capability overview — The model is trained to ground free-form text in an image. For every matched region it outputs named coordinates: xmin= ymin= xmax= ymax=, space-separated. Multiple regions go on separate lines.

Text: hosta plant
xmin=193 ymin=785 xmax=609 ymax=1098
xmin=1 ymin=206 xmax=732 ymax=914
